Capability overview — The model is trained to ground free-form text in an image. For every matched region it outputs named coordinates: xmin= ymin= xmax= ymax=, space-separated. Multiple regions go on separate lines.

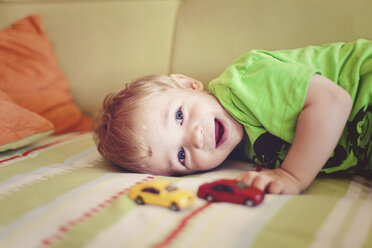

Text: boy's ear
xmin=170 ymin=74 xmax=204 ymax=91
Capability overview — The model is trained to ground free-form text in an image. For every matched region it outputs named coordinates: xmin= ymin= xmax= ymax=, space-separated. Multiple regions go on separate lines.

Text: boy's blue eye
xmin=178 ymin=148 xmax=186 ymax=165
xmin=176 ymin=107 xmax=183 ymax=125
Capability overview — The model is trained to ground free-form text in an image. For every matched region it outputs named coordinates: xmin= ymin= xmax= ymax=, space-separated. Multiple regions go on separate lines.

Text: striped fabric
xmin=0 ymin=132 xmax=371 ymax=248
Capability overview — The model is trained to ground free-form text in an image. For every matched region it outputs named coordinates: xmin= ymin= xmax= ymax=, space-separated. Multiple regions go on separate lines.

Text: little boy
xmin=95 ymin=39 xmax=372 ymax=194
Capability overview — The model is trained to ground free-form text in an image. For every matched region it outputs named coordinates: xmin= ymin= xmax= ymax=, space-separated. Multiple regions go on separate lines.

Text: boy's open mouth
xmin=215 ymin=118 xmax=225 ymax=148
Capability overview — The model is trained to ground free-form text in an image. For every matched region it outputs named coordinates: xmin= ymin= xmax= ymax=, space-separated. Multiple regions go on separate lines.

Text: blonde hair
xmin=93 ymin=74 xmax=180 ymax=173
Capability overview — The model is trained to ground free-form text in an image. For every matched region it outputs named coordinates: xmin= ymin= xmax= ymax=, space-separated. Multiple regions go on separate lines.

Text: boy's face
xmin=134 ymin=76 xmax=244 ymax=175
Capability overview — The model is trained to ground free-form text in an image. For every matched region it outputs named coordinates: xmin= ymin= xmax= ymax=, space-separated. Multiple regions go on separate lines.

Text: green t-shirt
xmin=209 ymin=39 xmax=372 ymax=175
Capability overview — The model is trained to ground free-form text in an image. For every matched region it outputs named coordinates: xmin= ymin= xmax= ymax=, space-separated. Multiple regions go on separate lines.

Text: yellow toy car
xmin=128 ymin=180 xmax=195 ymax=211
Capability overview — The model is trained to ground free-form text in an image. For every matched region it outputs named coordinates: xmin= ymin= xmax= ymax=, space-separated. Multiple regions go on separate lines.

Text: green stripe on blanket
xmin=251 ymin=176 xmax=370 ymax=248
xmin=0 ymin=134 xmax=95 ymax=181
xmin=49 ymin=197 xmax=137 ymax=248
xmin=0 ymin=163 xmax=111 ymax=225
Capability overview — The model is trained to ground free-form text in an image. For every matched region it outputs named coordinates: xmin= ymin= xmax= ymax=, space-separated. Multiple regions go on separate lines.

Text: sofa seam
xmin=168 ymin=0 xmax=183 ymax=74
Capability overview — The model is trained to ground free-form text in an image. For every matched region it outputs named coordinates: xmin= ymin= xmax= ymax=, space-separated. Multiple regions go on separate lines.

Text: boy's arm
xmin=237 ymin=74 xmax=352 ymax=194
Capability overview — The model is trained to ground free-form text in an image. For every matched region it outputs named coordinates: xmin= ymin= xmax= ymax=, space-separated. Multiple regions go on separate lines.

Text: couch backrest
xmin=1 ymin=0 xmax=372 ymax=116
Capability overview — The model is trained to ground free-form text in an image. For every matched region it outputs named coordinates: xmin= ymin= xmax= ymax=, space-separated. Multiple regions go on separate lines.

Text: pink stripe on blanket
xmin=152 ymin=202 xmax=212 ymax=248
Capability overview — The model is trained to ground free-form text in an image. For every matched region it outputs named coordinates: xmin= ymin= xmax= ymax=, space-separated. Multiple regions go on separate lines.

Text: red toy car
xmin=197 ymin=179 xmax=264 ymax=206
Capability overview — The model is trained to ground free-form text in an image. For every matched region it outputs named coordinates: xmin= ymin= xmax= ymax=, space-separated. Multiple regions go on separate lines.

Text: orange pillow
xmin=0 ymin=90 xmax=54 ymax=152
xmin=0 ymin=14 xmax=91 ymax=134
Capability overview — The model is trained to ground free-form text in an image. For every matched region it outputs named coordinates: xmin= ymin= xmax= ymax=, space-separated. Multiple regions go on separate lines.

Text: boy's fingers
xmin=251 ymin=174 xmax=271 ymax=191
xmin=268 ymin=180 xmax=284 ymax=194
xmin=236 ymin=171 xmax=258 ymax=186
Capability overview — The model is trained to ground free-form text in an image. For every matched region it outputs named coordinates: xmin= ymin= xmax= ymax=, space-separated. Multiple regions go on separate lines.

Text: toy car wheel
xmin=244 ymin=198 xmax=254 ymax=207
xmin=135 ymin=196 xmax=144 ymax=205
xmin=170 ymin=202 xmax=180 ymax=211
xmin=205 ymin=194 xmax=215 ymax=202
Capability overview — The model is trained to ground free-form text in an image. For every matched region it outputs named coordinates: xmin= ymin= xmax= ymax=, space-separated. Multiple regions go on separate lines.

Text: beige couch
xmin=1 ymin=0 xmax=372 ymax=117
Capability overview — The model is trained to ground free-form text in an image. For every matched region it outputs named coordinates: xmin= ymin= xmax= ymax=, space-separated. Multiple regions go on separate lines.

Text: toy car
xmin=197 ymin=179 xmax=264 ymax=206
xmin=128 ymin=180 xmax=195 ymax=211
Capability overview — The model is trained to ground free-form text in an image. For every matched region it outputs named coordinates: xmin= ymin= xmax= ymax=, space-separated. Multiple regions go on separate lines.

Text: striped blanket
xmin=1 ymin=132 xmax=371 ymax=248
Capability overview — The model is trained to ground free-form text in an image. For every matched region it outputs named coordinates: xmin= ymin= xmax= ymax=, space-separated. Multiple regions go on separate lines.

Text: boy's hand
xmin=236 ymin=168 xmax=302 ymax=194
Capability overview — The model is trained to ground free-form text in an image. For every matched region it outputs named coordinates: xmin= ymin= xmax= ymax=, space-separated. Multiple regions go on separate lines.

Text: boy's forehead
xmin=144 ymin=87 xmax=193 ymax=106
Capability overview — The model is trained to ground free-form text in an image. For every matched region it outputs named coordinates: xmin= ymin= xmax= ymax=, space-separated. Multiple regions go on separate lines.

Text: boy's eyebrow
xmin=162 ymin=99 xmax=174 ymax=128
xmin=163 ymin=107 xmax=169 ymax=129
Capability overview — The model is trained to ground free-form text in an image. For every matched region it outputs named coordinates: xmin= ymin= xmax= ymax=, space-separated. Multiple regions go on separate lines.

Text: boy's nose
xmin=189 ymin=123 xmax=204 ymax=149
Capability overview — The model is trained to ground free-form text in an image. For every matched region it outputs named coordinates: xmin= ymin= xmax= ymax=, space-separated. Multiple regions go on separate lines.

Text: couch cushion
xmin=0 ymin=14 xmax=91 ymax=133
xmin=171 ymin=0 xmax=372 ymax=86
